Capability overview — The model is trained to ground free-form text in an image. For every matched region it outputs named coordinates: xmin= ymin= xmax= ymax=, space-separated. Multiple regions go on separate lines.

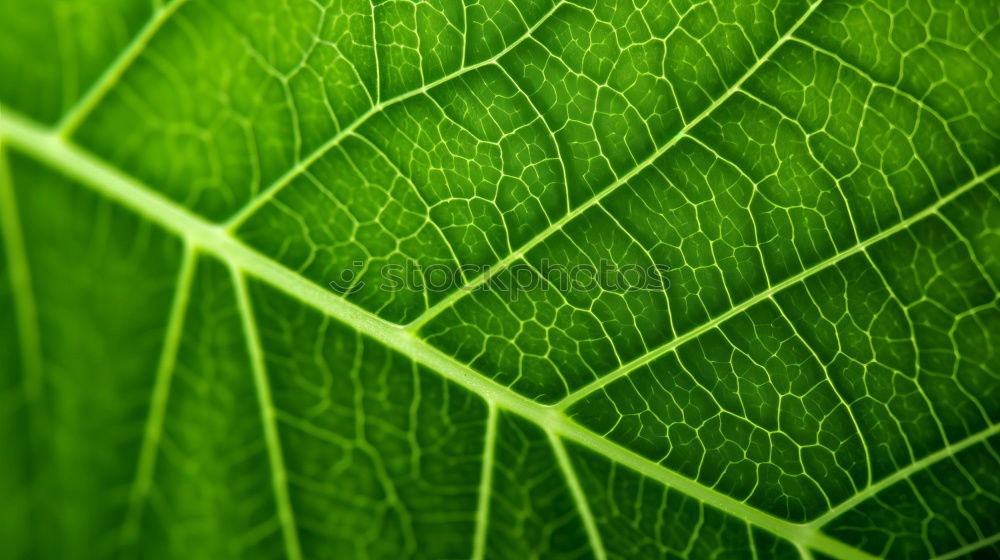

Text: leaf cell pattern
xmin=1 ymin=0 xmax=999 ymax=559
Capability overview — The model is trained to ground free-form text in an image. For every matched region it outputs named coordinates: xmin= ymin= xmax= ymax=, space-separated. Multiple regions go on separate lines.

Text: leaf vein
xmin=407 ymin=0 xmax=825 ymax=330
xmin=0 ymin=105 xmax=972 ymax=560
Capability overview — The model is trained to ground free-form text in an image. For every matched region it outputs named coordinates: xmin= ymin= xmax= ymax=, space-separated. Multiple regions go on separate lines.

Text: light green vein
xmin=222 ymin=0 xmax=569 ymax=230
xmin=934 ymin=533 xmax=1000 ymax=560
xmin=547 ymin=429 xmax=607 ymax=560
xmin=0 ymin=141 xmax=42 ymax=401
xmin=0 ymin=139 xmax=48 ymax=559
xmin=807 ymin=422 xmax=1000 ymax=529
xmin=233 ymin=269 xmax=303 ymax=560
xmin=120 ymin=247 xmax=197 ymax=547
xmin=555 ymin=161 xmax=1000 ymax=410
xmin=471 ymin=403 xmax=498 ymax=560
xmin=405 ymin=0 xmax=825 ymax=331
xmin=57 ymin=0 xmax=192 ymax=136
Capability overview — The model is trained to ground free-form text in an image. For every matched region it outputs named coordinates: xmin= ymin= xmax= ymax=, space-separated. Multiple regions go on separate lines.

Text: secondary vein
xmin=234 ymin=269 xmax=304 ymax=560
xmin=0 ymin=141 xmax=43 ymax=400
xmin=806 ymin=422 xmax=1000 ymax=529
xmin=554 ymin=161 xmax=1000 ymax=409
xmin=222 ymin=0 xmax=569 ymax=230
xmin=57 ymin=0 xmax=192 ymax=136
xmin=471 ymin=403 xmax=498 ymax=560
xmin=120 ymin=247 xmax=198 ymax=547
xmin=548 ymin=429 xmax=608 ymax=560
xmin=405 ymin=0 xmax=825 ymax=330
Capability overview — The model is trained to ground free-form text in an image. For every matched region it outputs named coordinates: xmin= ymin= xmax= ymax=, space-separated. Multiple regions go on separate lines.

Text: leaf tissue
xmin=1 ymin=0 xmax=999 ymax=559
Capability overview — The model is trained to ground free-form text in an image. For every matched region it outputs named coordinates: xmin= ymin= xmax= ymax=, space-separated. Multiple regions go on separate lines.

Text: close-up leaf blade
xmin=2 ymin=0 xmax=999 ymax=559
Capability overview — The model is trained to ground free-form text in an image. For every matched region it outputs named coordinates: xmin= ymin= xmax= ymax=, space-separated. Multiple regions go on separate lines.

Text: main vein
xmin=1 ymin=108 xmax=887 ymax=560
xmin=5 ymin=0 xmax=995 ymax=556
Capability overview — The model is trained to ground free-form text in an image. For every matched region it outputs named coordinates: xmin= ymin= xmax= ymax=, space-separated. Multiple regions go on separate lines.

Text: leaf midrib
xmin=11 ymin=104 xmax=981 ymax=560
xmin=3 ymin=0 xmax=994 ymax=555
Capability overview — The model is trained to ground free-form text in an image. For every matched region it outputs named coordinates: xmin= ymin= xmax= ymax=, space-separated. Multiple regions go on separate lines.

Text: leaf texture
xmin=1 ymin=0 xmax=999 ymax=559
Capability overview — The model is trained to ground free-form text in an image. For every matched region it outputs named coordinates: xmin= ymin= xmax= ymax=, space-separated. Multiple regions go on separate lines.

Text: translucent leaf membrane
xmin=2 ymin=0 xmax=999 ymax=558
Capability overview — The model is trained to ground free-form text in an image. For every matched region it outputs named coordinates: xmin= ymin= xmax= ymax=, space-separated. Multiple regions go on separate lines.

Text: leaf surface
xmin=2 ymin=0 xmax=999 ymax=559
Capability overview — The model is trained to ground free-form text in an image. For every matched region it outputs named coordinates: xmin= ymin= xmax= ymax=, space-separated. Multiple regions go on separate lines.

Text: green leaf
xmin=2 ymin=0 xmax=999 ymax=559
